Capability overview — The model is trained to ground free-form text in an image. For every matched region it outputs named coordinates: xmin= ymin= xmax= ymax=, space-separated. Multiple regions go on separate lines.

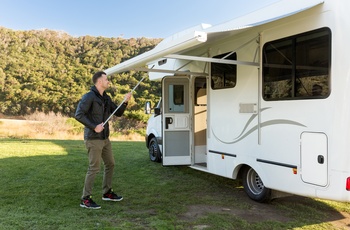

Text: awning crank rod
xmin=103 ymin=76 xmax=146 ymax=126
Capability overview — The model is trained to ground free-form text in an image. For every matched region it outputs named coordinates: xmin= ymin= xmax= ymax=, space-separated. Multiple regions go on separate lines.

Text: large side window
xmin=211 ymin=52 xmax=237 ymax=89
xmin=263 ymin=28 xmax=331 ymax=100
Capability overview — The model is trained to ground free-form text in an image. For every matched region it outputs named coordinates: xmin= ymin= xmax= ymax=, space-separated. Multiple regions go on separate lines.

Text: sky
xmin=1 ymin=0 xmax=280 ymax=39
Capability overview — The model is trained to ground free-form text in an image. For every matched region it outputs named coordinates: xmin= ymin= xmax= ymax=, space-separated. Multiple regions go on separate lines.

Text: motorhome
xmin=105 ymin=0 xmax=350 ymax=202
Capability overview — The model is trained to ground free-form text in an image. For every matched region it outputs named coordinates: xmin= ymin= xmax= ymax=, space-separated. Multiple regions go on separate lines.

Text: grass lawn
xmin=0 ymin=138 xmax=349 ymax=229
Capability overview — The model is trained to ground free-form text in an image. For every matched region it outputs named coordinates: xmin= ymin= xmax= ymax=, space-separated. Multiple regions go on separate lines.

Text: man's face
xmin=99 ymin=74 xmax=110 ymax=89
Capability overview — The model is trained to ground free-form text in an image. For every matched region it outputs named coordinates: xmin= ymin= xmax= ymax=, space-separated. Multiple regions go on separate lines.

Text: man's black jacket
xmin=75 ymin=86 xmax=127 ymax=140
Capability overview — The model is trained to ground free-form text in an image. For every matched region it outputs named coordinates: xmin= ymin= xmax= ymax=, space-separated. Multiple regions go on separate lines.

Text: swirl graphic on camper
xmin=212 ymin=107 xmax=306 ymax=144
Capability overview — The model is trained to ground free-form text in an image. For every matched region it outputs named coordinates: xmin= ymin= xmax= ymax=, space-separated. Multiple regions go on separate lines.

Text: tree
xmin=0 ymin=27 xmax=162 ymax=132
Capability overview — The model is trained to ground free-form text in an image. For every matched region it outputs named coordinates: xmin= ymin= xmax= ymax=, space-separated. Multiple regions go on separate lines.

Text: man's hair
xmin=92 ymin=71 xmax=107 ymax=84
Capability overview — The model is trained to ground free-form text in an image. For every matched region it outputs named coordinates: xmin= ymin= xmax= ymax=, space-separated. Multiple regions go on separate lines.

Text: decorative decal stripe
xmin=235 ymin=107 xmax=270 ymax=138
xmin=212 ymin=107 xmax=307 ymax=144
xmin=257 ymin=159 xmax=297 ymax=169
xmin=209 ymin=150 xmax=237 ymax=157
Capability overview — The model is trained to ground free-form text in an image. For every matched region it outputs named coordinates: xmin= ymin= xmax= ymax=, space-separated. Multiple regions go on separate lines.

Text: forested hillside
xmin=0 ymin=27 xmax=162 ymax=119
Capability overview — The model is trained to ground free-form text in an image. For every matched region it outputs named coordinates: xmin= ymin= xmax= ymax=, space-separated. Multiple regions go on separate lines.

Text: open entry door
xmin=162 ymin=76 xmax=192 ymax=166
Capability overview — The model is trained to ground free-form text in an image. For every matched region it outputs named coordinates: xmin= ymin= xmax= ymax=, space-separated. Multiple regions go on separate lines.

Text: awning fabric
xmin=104 ymin=0 xmax=324 ymax=78
xmin=104 ymin=25 xmax=208 ymax=75
xmin=204 ymin=0 xmax=324 ymax=38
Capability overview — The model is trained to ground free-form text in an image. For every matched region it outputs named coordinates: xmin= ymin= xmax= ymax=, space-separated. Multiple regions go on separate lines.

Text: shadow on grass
xmin=0 ymin=138 xmax=348 ymax=229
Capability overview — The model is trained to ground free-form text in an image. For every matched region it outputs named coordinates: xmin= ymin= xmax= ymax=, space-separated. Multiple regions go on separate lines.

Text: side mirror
xmin=145 ymin=101 xmax=151 ymax=114
xmin=154 ymin=107 xmax=161 ymax=116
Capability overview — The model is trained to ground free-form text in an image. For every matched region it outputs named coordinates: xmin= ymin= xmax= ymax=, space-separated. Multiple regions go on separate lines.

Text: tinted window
xmin=211 ymin=52 xmax=237 ymax=89
xmin=263 ymin=28 xmax=331 ymax=100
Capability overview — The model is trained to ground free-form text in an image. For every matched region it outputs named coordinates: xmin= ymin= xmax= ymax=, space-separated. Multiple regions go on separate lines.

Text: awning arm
xmin=222 ymin=35 xmax=258 ymax=59
xmin=135 ymin=67 xmax=208 ymax=76
xmin=164 ymin=54 xmax=259 ymax=67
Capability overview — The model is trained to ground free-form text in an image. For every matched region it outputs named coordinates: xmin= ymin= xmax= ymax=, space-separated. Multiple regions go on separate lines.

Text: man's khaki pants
xmin=82 ymin=139 xmax=115 ymax=198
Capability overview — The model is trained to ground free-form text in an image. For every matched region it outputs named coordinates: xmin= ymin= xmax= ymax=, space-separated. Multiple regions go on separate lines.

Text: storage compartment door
xmin=300 ymin=132 xmax=328 ymax=186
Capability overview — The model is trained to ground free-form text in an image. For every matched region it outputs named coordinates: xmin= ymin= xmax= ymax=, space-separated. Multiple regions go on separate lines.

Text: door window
xmin=164 ymin=81 xmax=189 ymax=113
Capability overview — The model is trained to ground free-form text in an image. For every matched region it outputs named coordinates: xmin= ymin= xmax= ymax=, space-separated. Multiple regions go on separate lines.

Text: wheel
xmin=149 ymin=137 xmax=161 ymax=162
xmin=242 ymin=167 xmax=271 ymax=202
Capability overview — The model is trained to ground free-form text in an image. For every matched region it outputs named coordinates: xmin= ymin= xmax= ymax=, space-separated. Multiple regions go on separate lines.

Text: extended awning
xmin=104 ymin=0 xmax=324 ymax=77
xmin=104 ymin=24 xmax=209 ymax=76
xmin=204 ymin=0 xmax=324 ymax=38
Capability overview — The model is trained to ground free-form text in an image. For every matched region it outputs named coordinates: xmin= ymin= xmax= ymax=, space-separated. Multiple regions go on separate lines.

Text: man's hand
xmin=94 ymin=123 xmax=104 ymax=133
xmin=124 ymin=92 xmax=132 ymax=102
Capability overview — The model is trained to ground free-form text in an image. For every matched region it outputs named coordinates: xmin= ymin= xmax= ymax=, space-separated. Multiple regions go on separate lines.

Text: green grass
xmin=0 ymin=138 xmax=349 ymax=229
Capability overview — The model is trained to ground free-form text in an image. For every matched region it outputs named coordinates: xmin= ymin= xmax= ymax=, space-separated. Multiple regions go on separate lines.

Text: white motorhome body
xmin=105 ymin=0 xmax=350 ymax=202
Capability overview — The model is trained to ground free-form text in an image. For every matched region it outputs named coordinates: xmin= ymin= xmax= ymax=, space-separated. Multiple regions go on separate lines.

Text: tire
xmin=242 ymin=167 xmax=271 ymax=202
xmin=149 ymin=137 xmax=161 ymax=162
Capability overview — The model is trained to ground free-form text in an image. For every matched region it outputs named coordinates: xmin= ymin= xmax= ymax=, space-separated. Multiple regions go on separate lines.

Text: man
xmin=75 ymin=71 xmax=131 ymax=209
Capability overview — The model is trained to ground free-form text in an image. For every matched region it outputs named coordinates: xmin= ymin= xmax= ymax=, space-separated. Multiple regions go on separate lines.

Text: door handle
xmin=317 ymin=155 xmax=324 ymax=164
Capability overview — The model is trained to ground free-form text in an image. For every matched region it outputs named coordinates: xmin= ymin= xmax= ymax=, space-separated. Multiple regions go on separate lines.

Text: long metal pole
xmin=102 ymin=76 xmax=146 ymax=126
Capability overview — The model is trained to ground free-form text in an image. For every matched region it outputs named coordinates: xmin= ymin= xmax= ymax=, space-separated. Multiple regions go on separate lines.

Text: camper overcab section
xmin=105 ymin=0 xmax=350 ymax=203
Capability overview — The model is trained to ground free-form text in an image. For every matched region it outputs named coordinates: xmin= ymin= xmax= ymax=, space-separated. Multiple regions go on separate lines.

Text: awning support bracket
xmin=165 ymin=54 xmax=259 ymax=67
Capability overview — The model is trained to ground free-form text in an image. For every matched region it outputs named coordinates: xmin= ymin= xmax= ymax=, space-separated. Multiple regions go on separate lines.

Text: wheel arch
xmin=233 ymin=163 xmax=270 ymax=187
xmin=146 ymin=133 xmax=156 ymax=148
xmin=234 ymin=163 xmax=272 ymax=203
